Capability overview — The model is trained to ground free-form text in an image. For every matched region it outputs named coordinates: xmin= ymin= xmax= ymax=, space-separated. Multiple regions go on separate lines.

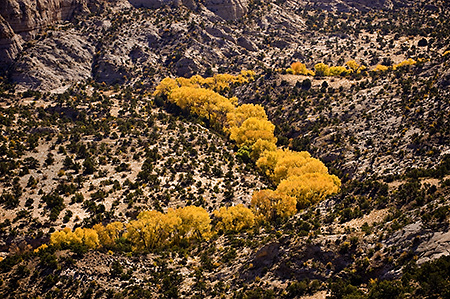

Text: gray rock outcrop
xmin=0 ymin=0 xmax=88 ymax=39
xmin=204 ymin=0 xmax=248 ymax=20
xmin=11 ymin=30 xmax=94 ymax=91
xmin=0 ymin=15 xmax=22 ymax=70
xmin=0 ymin=0 xmax=89 ymax=72
xmin=416 ymin=230 xmax=450 ymax=265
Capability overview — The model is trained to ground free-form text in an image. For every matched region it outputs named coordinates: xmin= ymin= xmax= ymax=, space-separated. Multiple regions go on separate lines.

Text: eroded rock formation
xmin=0 ymin=0 xmax=90 ymax=73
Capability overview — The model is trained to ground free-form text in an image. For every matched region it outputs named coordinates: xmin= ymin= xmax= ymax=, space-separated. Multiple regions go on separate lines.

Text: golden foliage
xmin=125 ymin=210 xmax=179 ymax=251
xmin=93 ymin=221 xmax=124 ymax=247
xmin=154 ymin=72 xmax=276 ymax=158
xmin=34 ymin=244 xmax=48 ymax=253
xmin=250 ymin=139 xmax=278 ymax=161
xmin=153 ymin=77 xmax=178 ymax=97
xmin=169 ymin=86 xmax=236 ymax=126
xmin=289 ymin=62 xmax=315 ymax=76
xmin=152 ymin=71 xmax=341 ymax=221
xmin=124 ymin=206 xmax=211 ymax=251
xmin=226 ymin=103 xmax=277 ymax=159
xmin=288 ymin=60 xmax=368 ymax=77
xmin=229 ymin=117 xmax=277 ymax=147
xmin=374 ymin=64 xmax=389 ymax=72
xmin=273 ymin=150 xmax=328 ymax=184
xmin=251 ymin=189 xmax=297 ymax=220
xmin=314 ymin=63 xmax=331 ymax=76
xmin=154 ymin=72 xmax=257 ymax=129
xmin=345 ymin=60 xmax=360 ymax=72
xmin=276 ymin=173 xmax=341 ymax=209
xmin=345 ymin=60 xmax=366 ymax=74
xmin=256 ymin=148 xmax=341 ymax=210
xmin=329 ymin=66 xmax=349 ymax=76
xmin=257 ymin=149 xmax=328 ymax=184
xmin=214 ymin=204 xmax=256 ymax=232
xmin=393 ymin=58 xmax=416 ymax=70
xmin=227 ymin=104 xmax=267 ymax=128
xmin=50 ymin=227 xmax=80 ymax=246
xmin=172 ymin=206 xmax=212 ymax=239
xmin=153 ymin=71 xmax=255 ymax=97
xmin=74 ymin=227 xmax=99 ymax=248
xmin=50 ymin=227 xmax=99 ymax=249
xmin=202 ymin=70 xmax=255 ymax=92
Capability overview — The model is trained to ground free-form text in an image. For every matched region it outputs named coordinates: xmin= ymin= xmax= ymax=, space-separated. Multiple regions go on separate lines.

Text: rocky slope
xmin=3 ymin=0 xmax=448 ymax=92
xmin=1 ymin=0 xmax=450 ymax=298
xmin=234 ymin=56 xmax=450 ymax=180
xmin=0 ymin=0 xmax=94 ymax=69
xmin=0 ymin=15 xmax=22 ymax=70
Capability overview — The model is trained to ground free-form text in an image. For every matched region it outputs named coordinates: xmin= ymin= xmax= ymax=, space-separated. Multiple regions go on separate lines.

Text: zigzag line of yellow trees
xmin=287 ymin=59 xmax=419 ymax=76
xmin=45 ymin=71 xmax=340 ymax=253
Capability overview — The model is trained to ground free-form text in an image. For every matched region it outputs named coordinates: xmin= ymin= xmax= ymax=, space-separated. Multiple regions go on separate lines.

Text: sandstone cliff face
xmin=0 ymin=0 xmax=247 ymax=73
xmin=0 ymin=0 xmax=90 ymax=73
xmin=0 ymin=15 xmax=22 ymax=70
xmin=0 ymin=0 xmax=88 ymax=39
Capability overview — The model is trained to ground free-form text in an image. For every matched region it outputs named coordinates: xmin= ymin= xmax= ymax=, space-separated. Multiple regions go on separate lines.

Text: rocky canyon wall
xmin=0 ymin=0 xmax=89 ymax=72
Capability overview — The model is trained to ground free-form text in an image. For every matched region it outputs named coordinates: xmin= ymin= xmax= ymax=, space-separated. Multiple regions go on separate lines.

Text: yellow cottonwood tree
xmin=329 ymin=66 xmax=349 ymax=76
xmin=393 ymin=58 xmax=416 ymax=70
xmin=50 ymin=227 xmax=99 ymax=249
xmin=172 ymin=206 xmax=212 ymax=239
xmin=124 ymin=207 xmax=212 ymax=251
xmin=94 ymin=221 xmax=124 ymax=247
xmin=151 ymin=72 xmax=341 ymax=220
xmin=176 ymin=77 xmax=198 ymax=88
xmin=345 ymin=60 xmax=366 ymax=74
xmin=153 ymin=77 xmax=178 ymax=97
xmin=314 ymin=63 xmax=331 ymax=76
xmin=251 ymin=189 xmax=297 ymax=220
xmin=198 ymin=71 xmax=255 ymax=92
xmin=125 ymin=210 xmax=178 ymax=250
xmin=74 ymin=227 xmax=99 ymax=249
xmin=154 ymin=71 xmax=255 ymax=99
xmin=257 ymin=149 xmax=328 ymax=184
xmin=50 ymin=227 xmax=80 ymax=246
xmin=256 ymin=148 xmax=341 ymax=211
xmin=250 ymin=139 xmax=278 ymax=161
xmin=229 ymin=117 xmax=277 ymax=147
xmin=346 ymin=60 xmax=360 ymax=72
xmin=276 ymin=173 xmax=341 ymax=209
xmin=289 ymin=62 xmax=315 ymax=76
xmin=208 ymin=73 xmax=237 ymax=91
xmin=213 ymin=204 xmax=255 ymax=232
xmin=374 ymin=64 xmax=389 ymax=72
xmin=227 ymin=104 xmax=268 ymax=129
xmin=169 ymin=86 xmax=236 ymax=126
xmin=273 ymin=150 xmax=328 ymax=184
